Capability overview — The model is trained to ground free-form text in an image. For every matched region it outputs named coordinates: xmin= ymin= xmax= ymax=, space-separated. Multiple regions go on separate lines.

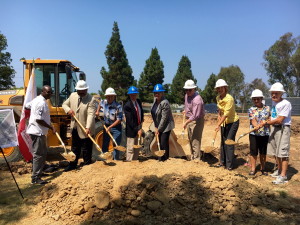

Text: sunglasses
xmin=185 ymin=89 xmax=193 ymax=92
xmin=252 ymin=98 xmax=261 ymax=101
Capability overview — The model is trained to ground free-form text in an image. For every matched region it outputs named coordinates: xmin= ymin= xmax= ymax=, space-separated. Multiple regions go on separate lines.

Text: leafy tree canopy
xmin=262 ymin=32 xmax=300 ymax=96
xmin=200 ymin=73 xmax=217 ymax=104
xmin=0 ymin=31 xmax=15 ymax=90
xmin=249 ymin=78 xmax=270 ymax=97
xmin=100 ymin=22 xmax=135 ymax=101
xmin=170 ymin=55 xmax=197 ymax=104
xmin=217 ymin=65 xmax=245 ymax=103
xmin=138 ymin=47 xmax=164 ymax=102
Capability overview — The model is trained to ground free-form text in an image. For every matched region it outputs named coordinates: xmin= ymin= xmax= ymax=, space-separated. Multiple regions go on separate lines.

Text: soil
xmin=1 ymin=113 xmax=300 ymax=225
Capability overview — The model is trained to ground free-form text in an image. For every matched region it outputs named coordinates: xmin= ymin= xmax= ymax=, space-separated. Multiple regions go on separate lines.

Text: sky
xmin=1 ymin=0 xmax=300 ymax=94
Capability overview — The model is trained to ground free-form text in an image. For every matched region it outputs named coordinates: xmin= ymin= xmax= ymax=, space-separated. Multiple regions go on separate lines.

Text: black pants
xmin=158 ymin=130 xmax=171 ymax=161
xmin=220 ymin=120 xmax=239 ymax=169
xmin=70 ymin=129 xmax=93 ymax=167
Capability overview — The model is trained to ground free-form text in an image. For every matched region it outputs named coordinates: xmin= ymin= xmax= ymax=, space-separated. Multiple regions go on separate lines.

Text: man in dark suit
xmin=124 ymin=86 xmax=144 ymax=161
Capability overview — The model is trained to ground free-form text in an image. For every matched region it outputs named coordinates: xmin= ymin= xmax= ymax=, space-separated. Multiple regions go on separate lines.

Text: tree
xmin=170 ymin=55 xmax=197 ymax=104
xmin=249 ymin=78 xmax=270 ymax=97
xmin=90 ymin=92 xmax=98 ymax=96
xmin=200 ymin=73 xmax=218 ymax=104
xmin=239 ymin=83 xmax=252 ymax=113
xmin=0 ymin=31 xmax=15 ymax=90
xmin=217 ymin=65 xmax=245 ymax=103
xmin=262 ymin=32 xmax=300 ymax=96
xmin=138 ymin=47 xmax=164 ymax=102
xmin=99 ymin=22 xmax=134 ymax=101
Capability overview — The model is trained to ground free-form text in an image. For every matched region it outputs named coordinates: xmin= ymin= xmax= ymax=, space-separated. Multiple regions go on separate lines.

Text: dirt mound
xmin=0 ymin=161 xmax=32 ymax=175
xmin=33 ymin=160 xmax=300 ymax=224
xmin=291 ymin=119 xmax=300 ymax=137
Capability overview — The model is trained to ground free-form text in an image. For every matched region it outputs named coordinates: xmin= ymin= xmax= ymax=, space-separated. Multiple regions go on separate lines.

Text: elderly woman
xmin=150 ymin=84 xmax=175 ymax=161
xmin=215 ymin=79 xmax=239 ymax=170
xmin=248 ymin=89 xmax=270 ymax=176
xmin=95 ymin=87 xmax=123 ymax=160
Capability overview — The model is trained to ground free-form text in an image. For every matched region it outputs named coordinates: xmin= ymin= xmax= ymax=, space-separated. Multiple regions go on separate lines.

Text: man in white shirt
xmin=259 ymin=82 xmax=292 ymax=185
xmin=26 ymin=85 xmax=57 ymax=185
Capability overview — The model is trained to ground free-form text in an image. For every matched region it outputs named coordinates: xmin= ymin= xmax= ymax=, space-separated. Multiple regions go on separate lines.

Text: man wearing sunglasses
xmin=183 ymin=80 xmax=205 ymax=160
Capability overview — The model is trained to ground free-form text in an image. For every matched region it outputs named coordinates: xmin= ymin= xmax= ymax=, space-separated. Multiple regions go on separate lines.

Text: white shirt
xmin=26 ymin=95 xmax=51 ymax=135
xmin=271 ymin=99 xmax=292 ymax=126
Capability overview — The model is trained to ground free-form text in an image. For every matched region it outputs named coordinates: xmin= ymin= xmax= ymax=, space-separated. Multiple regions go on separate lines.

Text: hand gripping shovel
xmin=73 ymin=115 xmax=113 ymax=160
xmin=154 ymin=128 xmax=165 ymax=157
xmin=177 ymin=116 xmax=190 ymax=146
xmin=204 ymin=130 xmax=219 ymax=153
xmin=133 ymin=129 xmax=142 ymax=149
xmin=99 ymin=120 xmax=126 ymax=152
xmin=225 ymin=128 xmax=257 ymax=145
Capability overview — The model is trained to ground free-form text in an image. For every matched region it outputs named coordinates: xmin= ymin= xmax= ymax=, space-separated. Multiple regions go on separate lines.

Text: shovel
xmin=99 ymin=119 xmax=126 ymax=152
xmin=177 ymin=116 xmax=190 ymax=146
xmin=225 ymin=128 xmax=257 ymax=145
xmin=55 ymin=132 xmax=75 ymax=156
xmin=204 ymin=130 xmax=219 ymax=153
xmin=154 ymin=128 xmax=165 ymax=157
xmin=133 ymin=129 xmax=142 ymax=148
xmin=73 ymin=115 xmax=113 ymax=160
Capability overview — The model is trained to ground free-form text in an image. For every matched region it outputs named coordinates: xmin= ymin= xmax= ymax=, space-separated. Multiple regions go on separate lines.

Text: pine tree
xmin=170 ymin=55 xmax=196 ymax=104
xmin=201 ymin=73 xmax=218 ymax=104
xmin=138 ymin=47 xmax=164 ymax=102
xmin=100 ymin=22 xmax=134 ymax=101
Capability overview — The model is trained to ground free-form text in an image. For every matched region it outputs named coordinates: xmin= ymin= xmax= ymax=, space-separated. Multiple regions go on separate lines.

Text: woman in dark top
xmin=150 ymin=84 xmax=175 ymax=161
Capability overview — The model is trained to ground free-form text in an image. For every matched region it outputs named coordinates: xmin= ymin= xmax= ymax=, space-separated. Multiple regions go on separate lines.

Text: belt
xmin=273 ymin=124 xmax=290 ymax=127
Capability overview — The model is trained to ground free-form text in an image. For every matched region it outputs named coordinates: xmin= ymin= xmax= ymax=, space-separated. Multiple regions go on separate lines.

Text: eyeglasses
xmin=185 ymin=89 xmax=192 ymax=92
xmin=154 ymin=92 xmax=162 ymax=95
xmin=252 ymin=98 xmax=261 ymax=101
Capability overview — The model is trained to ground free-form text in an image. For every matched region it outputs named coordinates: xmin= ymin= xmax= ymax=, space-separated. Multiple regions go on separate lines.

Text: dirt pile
xmin=291 ymin=119 xmax=300 ymax=137
xmin=0 ymin=161 xmax=32 ymax=175
xmin=33 ymin=160 xmax=300 ymax=225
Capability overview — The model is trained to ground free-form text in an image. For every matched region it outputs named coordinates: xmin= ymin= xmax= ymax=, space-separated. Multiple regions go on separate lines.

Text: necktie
xmin=78 ymin=97 xmax=82 ymax=107
xmin=135 ymin=101 xmax=141 ymax=125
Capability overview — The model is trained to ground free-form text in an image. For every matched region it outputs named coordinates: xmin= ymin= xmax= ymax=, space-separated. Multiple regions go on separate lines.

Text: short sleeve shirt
xmin=101 ymin=100 xmax=123 ymax=125
xmin=26 ymin=95 xmax=51 ymax=136
xmin=248 ymin=104 xmax=270 ymax=136
xmin=216 ymin=94 xmax=239 ymax=126
xmin=271 ymin=99 xmax=292 ymax=125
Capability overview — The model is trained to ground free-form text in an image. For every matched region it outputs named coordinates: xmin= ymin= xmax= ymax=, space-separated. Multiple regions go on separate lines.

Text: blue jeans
xmin=102 ymin=124 xmax=122 ymax=160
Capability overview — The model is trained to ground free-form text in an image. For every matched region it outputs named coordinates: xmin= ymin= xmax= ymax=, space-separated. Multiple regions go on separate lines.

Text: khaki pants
xmin=126 ymin=136 xmax=140 ymax=161
xmin=187 ymin=117 xmax=205 ymax=160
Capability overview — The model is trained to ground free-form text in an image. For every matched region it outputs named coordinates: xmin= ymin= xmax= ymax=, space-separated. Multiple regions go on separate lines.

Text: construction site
xmin=0 ymin=113 xmax=300 ymax=225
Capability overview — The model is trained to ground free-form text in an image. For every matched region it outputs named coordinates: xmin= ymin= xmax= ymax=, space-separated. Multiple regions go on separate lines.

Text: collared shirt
xmin=184 ymin=92 xmax=205 ymax=121
xmin=216 ymin=93 xmax=239 ymax=126
xmin=131 ymin=99 xmax=142 ymax=123
xmin=101 ymin=99 xmax=123 ymax=125
xmin=26 ymin=95 xmax=51 ymax=136
xmin=271 ymin=99 xmax=292 ymax=126
xmin=248 ymin=104 xmax=270 ymax=136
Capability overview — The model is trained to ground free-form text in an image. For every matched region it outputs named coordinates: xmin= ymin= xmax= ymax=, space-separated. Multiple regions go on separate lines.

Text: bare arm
xmin=36 ymin=119 xmax=57 ymax=134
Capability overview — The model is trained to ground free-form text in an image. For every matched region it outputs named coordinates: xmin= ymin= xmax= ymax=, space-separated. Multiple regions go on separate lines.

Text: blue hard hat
xmin=153 ymin=84 xmax=165 ymax=93
xmin=127 ymin=86 xmax=139 ymax=94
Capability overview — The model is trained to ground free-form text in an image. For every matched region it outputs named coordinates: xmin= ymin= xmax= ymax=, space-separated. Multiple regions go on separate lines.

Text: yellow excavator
xmin=0 ymin=59 xmax=125 ymax=164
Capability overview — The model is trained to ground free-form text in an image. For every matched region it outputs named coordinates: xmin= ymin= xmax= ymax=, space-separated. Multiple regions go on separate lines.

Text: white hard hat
xmin=269 ymin=82 xmax=285 ymax=93
xmin=251 ymin=89 xmax=264 ymax=98
xmin=105 ymin=87 xmax=117 ymax=96
xmin=215 ymin=79 xmax=228 ymax=88
xmin=183 ymin=80 xmax=197 ymax=89
xmin=75 ymin=80 xmax=89 ymax=90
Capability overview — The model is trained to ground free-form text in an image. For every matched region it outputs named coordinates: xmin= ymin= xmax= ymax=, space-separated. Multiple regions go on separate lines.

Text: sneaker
xmin=272 ymin=175 xmax=288 ymax=185
xmin=31 ymin=178 xmax=48 ymax=185
xmin=270 ymin=169 xmax=281 ymax=178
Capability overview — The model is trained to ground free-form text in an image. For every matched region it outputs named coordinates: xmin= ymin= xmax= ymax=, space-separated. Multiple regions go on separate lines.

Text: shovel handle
xmin=155 ymin=128 xmax=161 ymax=151
xmin=213 ymin=130 xmax=218 ymax=140
xmin=98 ymin=119 xmax=119 ymax=147
xmin=245 ymin=128 xmax=257 ymax=135
xmin=182 ymin=115 xmax=186 ymax=131
xmin=73 ymin=115 xmax=104 ymax=154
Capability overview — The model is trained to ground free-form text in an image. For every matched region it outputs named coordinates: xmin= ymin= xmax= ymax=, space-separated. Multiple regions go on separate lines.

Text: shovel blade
xmin=154 ymin=150 xmax=165 ymax=157
xmin=133 ymin=145 xmax=142 ymax=149
xmin=177 ymin=139 xmax=189 ymax=145
xmin=115 ymin=146 xmax=126 ymax=152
